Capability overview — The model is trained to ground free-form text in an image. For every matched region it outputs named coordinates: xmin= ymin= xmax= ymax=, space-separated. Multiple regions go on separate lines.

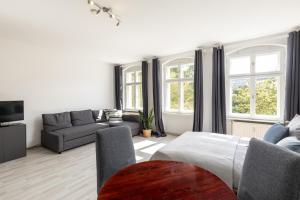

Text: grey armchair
xmin=95 ymin=126 xmax=136 ymax=193
xmin=238 ymin=138 xmax=300 ymax=200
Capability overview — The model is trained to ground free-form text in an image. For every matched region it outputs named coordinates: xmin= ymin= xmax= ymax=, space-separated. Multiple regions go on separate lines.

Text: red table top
xmin=98 ymin=160 xmax=237 ymax=200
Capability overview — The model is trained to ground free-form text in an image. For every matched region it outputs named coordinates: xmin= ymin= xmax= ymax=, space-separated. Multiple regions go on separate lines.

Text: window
xmin=227 ymin=46 xmax=285 ymax=120
xmin=124 ymin=66 xmax=142 ymax=111
xmin=163 ymin=58 xmax=194 ymax=113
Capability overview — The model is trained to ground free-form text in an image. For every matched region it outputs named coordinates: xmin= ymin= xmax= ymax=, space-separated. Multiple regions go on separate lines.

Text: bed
xmin=150 ymin=132 xmax=250 ymax=189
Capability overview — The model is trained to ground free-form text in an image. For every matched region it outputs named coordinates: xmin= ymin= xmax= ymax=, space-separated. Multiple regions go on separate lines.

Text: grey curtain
xmin=152 ymin=58 xmax=166 ymax=135
xmin=193 ymin=50 xmax=204 ymax=131
xmin=285 ymin=31 xmax=300 ymax=121
xmin=114 ymin=65 xmax=123 ymax=110
xmin=212 ymin=46 xmax=227 ymax=134
xmin=142 ymin=61 xmax=149 ymax=117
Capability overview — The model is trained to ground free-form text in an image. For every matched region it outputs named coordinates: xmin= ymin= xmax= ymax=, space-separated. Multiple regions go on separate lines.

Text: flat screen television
xmin=0 ymin=101 xmax=24 ymax=123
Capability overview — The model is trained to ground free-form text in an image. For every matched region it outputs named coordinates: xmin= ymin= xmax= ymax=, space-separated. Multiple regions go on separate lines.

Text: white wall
xmin=0 ymin=37 xmax=114 ymax=148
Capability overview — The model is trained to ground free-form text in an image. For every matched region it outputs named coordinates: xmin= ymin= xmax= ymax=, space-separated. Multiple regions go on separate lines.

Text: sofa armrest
xmin=41 ymin=130 xmax=64 ymax=153
xmin=122 ymin=113 xmax=140 ymax=123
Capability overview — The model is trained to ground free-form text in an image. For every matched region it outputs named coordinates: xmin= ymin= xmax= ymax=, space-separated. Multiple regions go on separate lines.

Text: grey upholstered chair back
xmin=95 ymin=126 xmax=136 ymax=193
xmin=238 ymin=138 xmax=300 ymax=200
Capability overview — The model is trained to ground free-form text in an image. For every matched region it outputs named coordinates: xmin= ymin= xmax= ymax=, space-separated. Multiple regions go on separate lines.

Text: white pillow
xmin=287 ymin=114 xmax=300 ymax=138
xmin=98 ymin=109 xmax=103 ymax=119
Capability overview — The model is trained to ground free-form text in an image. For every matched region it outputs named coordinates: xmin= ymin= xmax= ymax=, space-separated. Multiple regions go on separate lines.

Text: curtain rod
xmin=197 ymin=42 xmax=222 ymax=49
xmin=293 ymin=26 xmax=300 ymax=32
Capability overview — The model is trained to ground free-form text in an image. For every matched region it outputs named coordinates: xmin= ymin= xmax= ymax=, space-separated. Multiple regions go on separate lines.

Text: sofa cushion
xmin=277 ymin=136 xmax=300 ymax=153
xmin=263 ymin=123 xmax=289 ymax=144
xmin=71 ymin=110 xmax=95 ymax=126
xmin=42 ymin=112 xmax=72 ymax=132
xmin=55 ymin=123 xmax=109 ymax=141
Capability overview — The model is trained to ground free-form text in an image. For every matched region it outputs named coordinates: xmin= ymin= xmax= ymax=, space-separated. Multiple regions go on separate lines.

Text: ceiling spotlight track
xmin=87 ymin=0 xmax=120 ymax=26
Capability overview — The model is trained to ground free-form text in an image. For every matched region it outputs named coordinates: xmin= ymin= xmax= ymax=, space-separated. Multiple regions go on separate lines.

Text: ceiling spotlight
xmin=102 ymin=7 xmax=111 ymax=13
xmin=87 ymin=0 xmax=120 ymax=26
xmin=116 ymin=20 xmax=120 ymax=27
xmin=90 ymin=9 xmax=100 ymax=15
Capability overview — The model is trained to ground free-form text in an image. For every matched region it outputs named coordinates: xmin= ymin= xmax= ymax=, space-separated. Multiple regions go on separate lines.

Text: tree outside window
xmin=227 ymin=46 xmax=284 ymax=120
xmin=164 ymin=58 xmax=194 ymax=113
xmin=124 ymin=67 xmax=142 ymax=111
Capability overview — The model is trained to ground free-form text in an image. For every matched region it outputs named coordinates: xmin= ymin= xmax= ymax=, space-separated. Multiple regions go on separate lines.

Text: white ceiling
xmin=0 ymin=0 xmax=300 ymax=64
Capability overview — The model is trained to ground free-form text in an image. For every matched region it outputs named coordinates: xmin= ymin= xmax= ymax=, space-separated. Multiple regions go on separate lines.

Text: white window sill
xmin=227 ymin=116 xmax=283 ymax=124
xmin=163 ymin=111 xmax=193 ymax=116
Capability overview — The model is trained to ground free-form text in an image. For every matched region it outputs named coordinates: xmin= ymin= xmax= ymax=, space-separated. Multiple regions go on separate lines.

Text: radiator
xmin=231 ymin=120 xmax=272 ymax=139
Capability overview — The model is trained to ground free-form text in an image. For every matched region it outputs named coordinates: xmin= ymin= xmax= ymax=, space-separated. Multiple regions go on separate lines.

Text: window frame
xmin=123 ymin=66 xmax=143 ymax=111
xmin=226 ymin=45 xmax=286 ymax=121
xmin=163 ymin=58 xmax=194 ymax=114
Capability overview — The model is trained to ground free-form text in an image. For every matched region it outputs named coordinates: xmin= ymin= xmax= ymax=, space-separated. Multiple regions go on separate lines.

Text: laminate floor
xmin=0 ymin=135 xmax=176 ymax=200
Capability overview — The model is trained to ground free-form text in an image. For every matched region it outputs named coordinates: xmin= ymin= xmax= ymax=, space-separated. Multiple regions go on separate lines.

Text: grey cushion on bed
xmin=277 ymin=136 xmax=300 ymax=153
xmin=238 ymin=138 xmax=300 ymax=200
xmin=263 ymin=123 xmax=289 ymax=144
xmin=42 ymin=112 xmax=72 ymax=132
xmin=71 ymin=110 xmax=95 ymax=126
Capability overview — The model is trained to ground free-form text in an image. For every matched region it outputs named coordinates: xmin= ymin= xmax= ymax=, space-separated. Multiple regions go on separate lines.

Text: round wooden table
xmin=98 ymin=160 xmax=237 ymax=200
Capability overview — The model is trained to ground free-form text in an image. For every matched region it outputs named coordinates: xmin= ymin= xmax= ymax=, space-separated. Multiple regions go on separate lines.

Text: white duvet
xmin=150 ymin=132 xmax=249 ymax=189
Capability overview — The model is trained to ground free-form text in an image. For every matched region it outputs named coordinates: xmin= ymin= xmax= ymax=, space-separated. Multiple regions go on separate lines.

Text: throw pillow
xmin=263 ymin=123 xmax=289 ymax=144
xmin=287 ymin=114 xmax=300 ymax=137
xmin=42 ymin=112 xmax=72 ymax=132
xmin=92 ymin=110 xmax=99 ymax=120
xmin=92 ymin=110 xmax=105 ymax=121
xmin=107 ymin=110 xmax=123 ymax=122
xmin=103 ymin=109 xmax=114 ymax=120
xmin=70 ymin=110 xmax=95 ymax=126
xmin=277 ymin=136 xmax=300 ymax=153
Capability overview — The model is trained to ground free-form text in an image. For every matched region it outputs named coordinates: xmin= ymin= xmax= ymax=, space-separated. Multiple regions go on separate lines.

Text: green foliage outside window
xmin=169 ymin=67 xmax=179 ymax=79
xmin=184 ymin=81 xmax=193 ymax=110
xmin=170 ymin=83 xmax=179 ymax=109
xmin=232 ymin=80 xmax=251 ymax=114
xmin=255 ymin=78 xmax=277 ymax=115
xmin=232 ymin=78 xmax=277 ymax=116
xmin=168 ymin=64 xmax=194 ymax=111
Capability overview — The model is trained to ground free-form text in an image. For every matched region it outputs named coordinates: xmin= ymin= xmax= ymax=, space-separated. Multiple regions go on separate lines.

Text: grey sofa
xmin=41 ymin=110 xmax=141 ymax=153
